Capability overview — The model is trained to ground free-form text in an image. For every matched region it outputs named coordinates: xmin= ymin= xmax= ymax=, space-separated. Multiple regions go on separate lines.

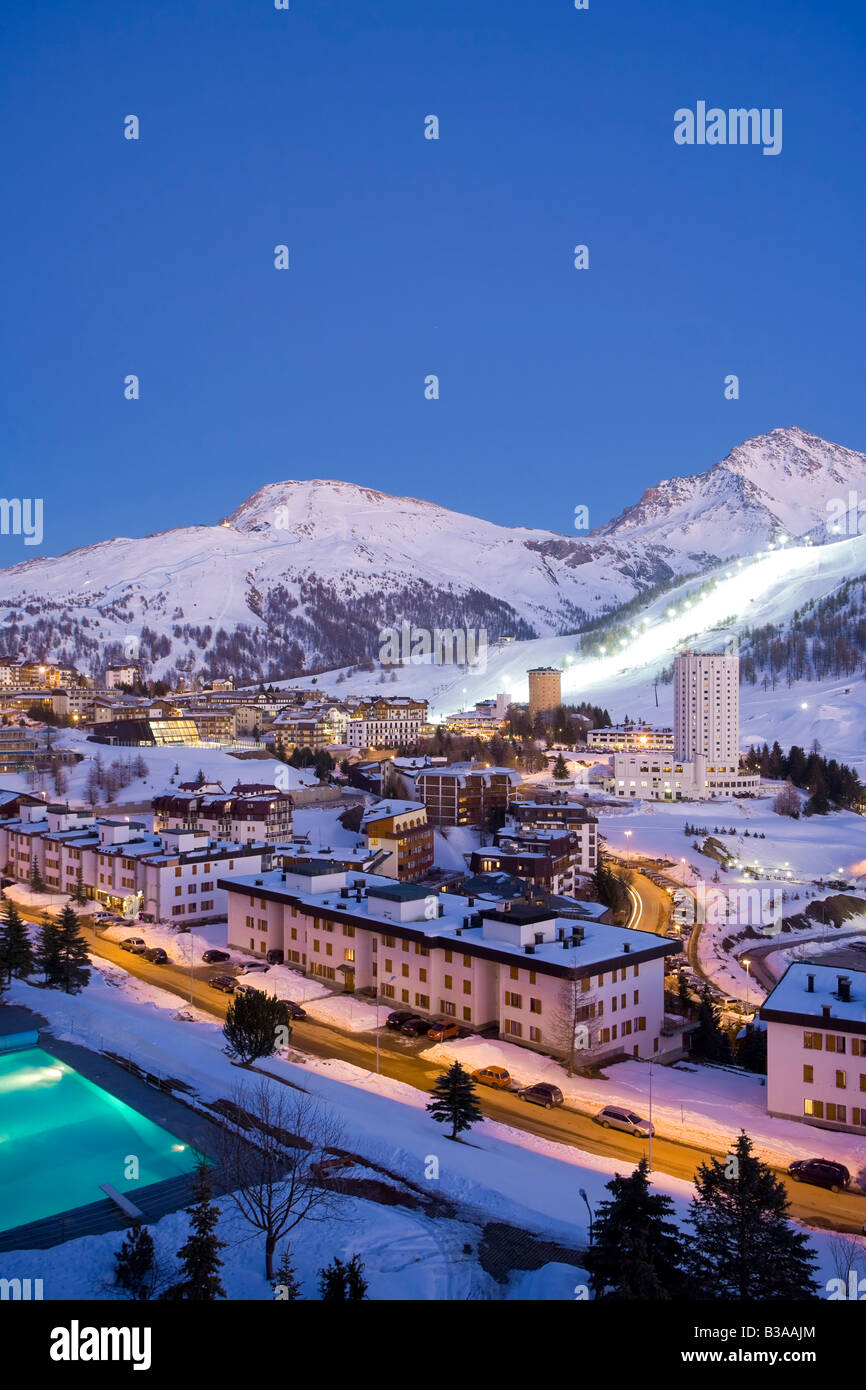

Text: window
xmin=504 ymin=1019 xmax=522 ymax=1038
xmin=419 ymin=968 xmax=427 ymax=983
xmin=401 ymin=963 xmax=409 ymax=978
xmin=401 ymin=989 xmax=409 ymax=1004
xmin=463 ymin=980 xmax=471 ymax=995
xmin=384 ymin=958 xmax=392 ymax=973
xmin=853 ymin=1039 xmax=866 ymax=1057
xmin=581 ymin=977 xmax=591 ymax=993
xmin=415 ymin=993 xmax=429 ymax=1010
xmin=803 ymin=1032 xmax=822 ymax=1050
xmin=827 ymin=1035 xmax=846 ymax=1054
xmin=529 ymin=998 xmax=541 ymax=1014
xmin=529 ymin=1026 xmax=541 ymax=1043
xmin=803 ymin=1065 xmax=813 ymax=1083
xmin=509 ymin=966 xmax=519 ymax=980
xmin=529 ymin=971 xmax=536 ymax=985
xmin=836 ymin=1070 xmax=847 ymax=1089
xmin=440 ymin=1000 xmax=456 ymax=1016
xmin=827 ymin=1103 xmax=846 ymax=1123
xmin=463 ymin=954 xmax=471 ymax=968
xmin=633 ymin=991 xmax=639 ymax=1005
xmin=462 ymin=1007 xmax=472 ymax=1022
xmin=325 ymin=942 xmax=332 ymax=956
xmin=504 ymin=991 xmax=522 ymax=1009
xmin=804 ymin=1098 xmax=824 ymax=1118
xmin=444 ymin=949 xmax=452 ymax=963
xmin=382 ymin=983 xmax=395 ymax=999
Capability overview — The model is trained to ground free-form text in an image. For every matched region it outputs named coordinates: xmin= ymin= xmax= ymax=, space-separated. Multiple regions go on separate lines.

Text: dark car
xmin=208 ymin=974 xmax=237 ymax=994
xmin=519 ymin=1082 xmax=564 ymax=1110
xmin=788 ymin=1158 xmax=850 ymax=1193
xmin=385 ymin=1010 xmax=416 ymax=1031
xmin=202 ymin=949 xmax=231 ymax=964
xmin=266 ymin=948 xmax=284 ymax=965
xmin=400 ymin=1015 xmax=433 ymax=1037
xmin=143 ymin=946 xmax=169 ymax=964
xmin=284 ymin=1000 xmax=307 ymax=1021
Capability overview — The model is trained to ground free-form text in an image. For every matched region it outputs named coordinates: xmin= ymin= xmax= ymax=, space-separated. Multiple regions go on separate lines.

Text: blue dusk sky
xmin=1 ymin=0 xmax=864 ymax=555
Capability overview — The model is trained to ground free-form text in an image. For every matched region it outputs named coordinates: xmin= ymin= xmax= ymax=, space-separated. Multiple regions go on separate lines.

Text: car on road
xmin=208 ymin=974 xmax=237 ymax=994
xmin=93 ymin=912 xmax=114 ymax=924
xmin=427 ymin=1019 xmax=459 ymax=1041
xmin=472 ymin=1065 xmax=513 ymax=1090
xmin=143 ymin=947 xmax=169 ymax=964
xmin=120 ymin=937 xmax=147 ymax=954
xmin=202 ymin=949 xmax=231 ymax=964
xmin=266 ymin=948 xmax=284 ymax=965
xmin=594 ymin=1104 xmax=654 ymax=1137
xmin=385 ymin=1010 xmax=416 ymax=1030
xmin=401 ymin=1015 xmax=435 ymax=1037
xmin=787 ymin=1158 xmax=850 ymax=1193
xmin=519 ymin=1082 xmax=564 ymax=1109
xmin=284 ymin=1000 xmax=307 ymax=1021
xmin=234 ymin=980 xmax=264 ymax=997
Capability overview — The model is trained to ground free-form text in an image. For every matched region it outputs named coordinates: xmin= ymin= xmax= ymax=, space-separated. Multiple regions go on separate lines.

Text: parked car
xmin=208 ymin=975 xmax=237 ymax=994
xmin=139 ymin=912 xmax=155 ymax=924
xmin=234 ymin=980 xmax=264 ymax=997
xmin=386 ymin=1010 xmax=416 ymax=1030
xmin=472 ymin=1066 xmax=513 ymax=1090
xmin=202 ymin=949 xmax=231 ymax=964
xmin=519 ymin=1082 xmax=564 ymax=1110
xmin=266 ymin=948 xmax=284 ymax=965
xmin=401 ymin=1015 xmax=434 ymax=1037
xmin=93 ymin=912 xmax=114 ymax=924
xmin=788 ymin=1158 xmax=850 ymax=1193
xmin=284 ymin=1000 xmax=307 ymax=1021
xmin=120 ymin=937 xmax=147 ymax=954
xmin=240 ymin=961 xmax=270 ymax=974
xmin=593 ymin=1104 xmax=654 ymax=1137
xmin=427 ymin=1019 xmax=459 ymax=1041
xmin=143 ymin=947 xmax=169 ymax=964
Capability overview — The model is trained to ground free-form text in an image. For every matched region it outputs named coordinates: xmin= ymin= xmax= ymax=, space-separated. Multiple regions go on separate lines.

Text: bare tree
xmin=555 ymin=967 xmax=601 ymax=1076
xmin=215 ymin=1079 xmax=344 ymax=1281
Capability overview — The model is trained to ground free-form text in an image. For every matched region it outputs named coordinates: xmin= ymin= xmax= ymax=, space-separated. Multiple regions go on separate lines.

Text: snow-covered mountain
xmin=1 ymin=428 xmax=863 ymax=683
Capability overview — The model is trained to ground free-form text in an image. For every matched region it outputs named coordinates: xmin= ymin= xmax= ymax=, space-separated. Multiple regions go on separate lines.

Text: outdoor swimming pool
xmin=0 ymin=1046 xmax=201 ymax=1234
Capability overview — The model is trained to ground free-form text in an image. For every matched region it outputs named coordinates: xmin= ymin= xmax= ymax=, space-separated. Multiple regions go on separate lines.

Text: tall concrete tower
xmin=527 ymin=666 xmax=562 ymax=721
xmin=674 ymin=650 xmax=739 ymax=763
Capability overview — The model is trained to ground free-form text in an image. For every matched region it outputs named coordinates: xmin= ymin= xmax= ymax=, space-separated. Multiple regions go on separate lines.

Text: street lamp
xmin=742 ymin=957 xmax=751 ymax=1010
xmin=624 ymin=830 xmax=632 ymax=859
xmin=680 ymin=857 xmax=687 ymax=885
xmin=578 ymin=1187 xmax=594 ymax=1244
xmin=375 ymin=974 xmax=396 ymax=1074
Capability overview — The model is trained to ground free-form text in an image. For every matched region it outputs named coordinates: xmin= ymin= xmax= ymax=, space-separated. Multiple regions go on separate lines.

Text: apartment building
xmin=587 ymin=724 xmax=675 ymax=751
xmin=608 ymin=650 xmax=759 ymax=800
xmin=0 ymin=802 xmax=269 ymax=923
xmin=412 ymin=763 xmax=522 ymax=827
xmin=360 ymin=801 xmax=434 ymax=882
xmin=105 ymin=663 xmax=141 ymax=690
xmin=219 ymin=866 xmax=685 ymax=1062
xmin=153 ymin=781 xmax=293 ymax=844
xmin=527 ymin=667 xmax=562 ymax=721
xmin=761 ymin=963 xmax=866 ymax=1135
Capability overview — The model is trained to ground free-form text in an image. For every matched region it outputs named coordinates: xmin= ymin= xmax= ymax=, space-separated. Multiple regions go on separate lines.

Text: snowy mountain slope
xmin=594 ymin=427 xmax=866 ymax=558
xmin=0 ymin=429 xmax=863 ymax=683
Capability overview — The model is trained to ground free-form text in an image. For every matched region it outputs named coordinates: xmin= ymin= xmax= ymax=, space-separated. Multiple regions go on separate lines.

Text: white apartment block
xmin=608 ymin=649 xmax=758 ymax=801
xmin=345 ymin=716 xmax=425 ymax=748
xmin=219 ymin=866 xmax=685 ymax=1063
xmin=152 ymin=783 xmax=293 ymax=844
xmin=674 ymin=650 xmax=739 ymax=762
xmin=587 ymin=723 xmax=674 ymax=751
xmin=0 ymin=802 xmax=270 ymax=924
xmin=761 ymin=963 xmax=866 ymax=1135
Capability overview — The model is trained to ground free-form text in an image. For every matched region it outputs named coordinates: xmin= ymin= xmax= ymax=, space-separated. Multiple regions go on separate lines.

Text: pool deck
xmin=0 ymin=1003 xmax=228 ymax=1254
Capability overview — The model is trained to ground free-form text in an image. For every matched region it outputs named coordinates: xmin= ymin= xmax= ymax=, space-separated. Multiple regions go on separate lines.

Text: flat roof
xmin=760 ymin=962 xmax=866 ymax=1031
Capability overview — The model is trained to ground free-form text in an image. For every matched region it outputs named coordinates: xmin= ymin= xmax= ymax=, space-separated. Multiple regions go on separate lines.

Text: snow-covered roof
xmin=760 ymin=962 xmax=866 ymax=1028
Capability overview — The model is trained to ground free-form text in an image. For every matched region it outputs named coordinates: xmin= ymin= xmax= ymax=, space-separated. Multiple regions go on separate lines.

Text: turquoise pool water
xmin=0 ymin=1047 xmax=201 ymax=1234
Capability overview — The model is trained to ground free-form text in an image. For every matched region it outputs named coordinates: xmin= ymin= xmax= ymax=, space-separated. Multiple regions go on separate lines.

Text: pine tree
xmin=0 ymin=897 xmax=34 ymax=982
xmin=162 ymin=1163 xmax=226 ymax=1301
xmin=273 ymin=1245 xmax=303 ymax=1301
xmin=113 ymin=1221 xmax=156 ymax=1300
xmin=53 ymin=904 xmax=91 ymax=994
xmin=687 ymin=1131 xmax=820 ymax=1299
xmin=72 ymin=866 xmax=88 ymax=906
xmin=28 ymin=858 xmax=46 ymax=894
xmin=34 ymin=915 xmax=64 ymax=987
xmin=426 ymin=1061 xmax=483 ymax=1140
xmin=691 ymin=986 xmax=731 ymax=1063
xmin=583 ymin=1158 xmax=686 ymax=1300
xmin=318 ymin=1253 xmax=368 ymax=1301
xmin=552 ymin=753 xmax=569 ymax=780
xmin=222 ymin=990 xmax=292 ymax=1066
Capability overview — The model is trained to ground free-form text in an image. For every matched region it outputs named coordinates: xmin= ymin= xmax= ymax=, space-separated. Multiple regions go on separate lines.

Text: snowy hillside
xmin=0 ymin=428 xmax=863 ymax=685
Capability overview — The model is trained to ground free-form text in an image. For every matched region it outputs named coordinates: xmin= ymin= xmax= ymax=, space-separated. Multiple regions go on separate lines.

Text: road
xmin=20 ymin=909 xmax=866 ymax=1235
